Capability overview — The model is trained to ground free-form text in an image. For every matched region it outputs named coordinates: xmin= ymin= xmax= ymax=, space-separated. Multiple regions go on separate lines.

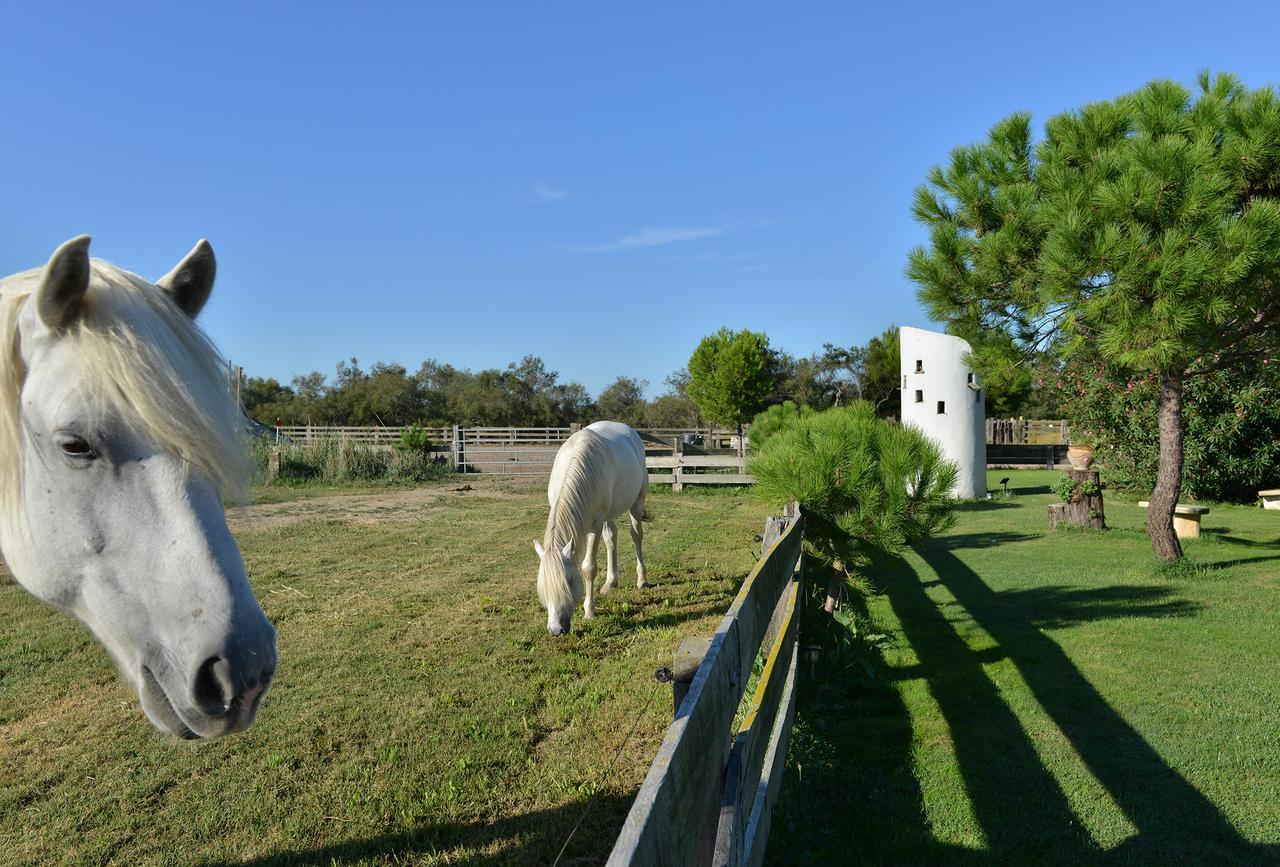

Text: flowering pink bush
xmin=1053 ymin=351 xmax=1280 ymax=503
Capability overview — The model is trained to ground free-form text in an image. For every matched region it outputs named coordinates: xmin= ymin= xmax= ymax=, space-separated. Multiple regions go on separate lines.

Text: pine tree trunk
xmin=823 ymin=561 xmax=844 ymax=613
xmin=1147 ymin=370 xmax=1185 ymax=561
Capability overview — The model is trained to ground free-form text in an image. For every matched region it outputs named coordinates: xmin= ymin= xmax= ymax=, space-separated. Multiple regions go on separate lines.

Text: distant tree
xmin=815 ymin=343 xmax=867 ymax=407
xmin=862 ymin=326 xmax=900 ymax=419
xmin=908 ymin=73 xmax=1280 ymax=560
xmin=597 ymin=376 xmax=648 ymax=426
xmin=291 ymin=371 xmax=327 ymax=404
xmin=645 ymin=393 xmax=700 ymax=428
xmin=687 ymin=327 xmax=774 ymax=427
xmin=770 ymin=351 xmax=824 ymax=408
xmin=241 ymin=376 xmax=292 ymax=419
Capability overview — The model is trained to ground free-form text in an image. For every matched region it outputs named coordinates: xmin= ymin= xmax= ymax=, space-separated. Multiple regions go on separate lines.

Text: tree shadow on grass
xmin=951 ymin=500 xmax=1020 ymax=512
xmin=1199 ymin=528 xmax=1280 ymax=548
xmin=1009 ymin=484 xmax=1052 ymax=495
xmin=929 ymin=531 xmax=1038 ymax=551
xmin=903 ymin=537 xmax=1274 ymax=864
xmin=768 ymin=534 xmax=1276 ymax=865
xmin=201 ymin=791 xmax=636 ymax=866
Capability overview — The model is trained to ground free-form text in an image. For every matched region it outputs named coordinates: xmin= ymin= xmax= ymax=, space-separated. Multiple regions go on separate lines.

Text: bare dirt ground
xmin=226 ymin=475 xmax=546 ymax=532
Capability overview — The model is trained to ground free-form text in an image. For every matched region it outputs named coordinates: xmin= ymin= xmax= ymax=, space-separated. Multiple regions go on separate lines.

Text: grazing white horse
xmin=0 ymin=236 xmax=276 ymax=739
xmin=534 ymin=421 xmax=649 ymax=635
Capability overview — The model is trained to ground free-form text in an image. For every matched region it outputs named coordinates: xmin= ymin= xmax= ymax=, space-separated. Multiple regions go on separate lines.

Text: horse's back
xmin=548 ymin=422 xmax=646 ymax=514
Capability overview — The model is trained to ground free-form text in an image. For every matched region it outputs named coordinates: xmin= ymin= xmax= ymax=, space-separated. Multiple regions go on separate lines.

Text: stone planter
xmin=1067 ymin=444 xmax=1095 ymax=470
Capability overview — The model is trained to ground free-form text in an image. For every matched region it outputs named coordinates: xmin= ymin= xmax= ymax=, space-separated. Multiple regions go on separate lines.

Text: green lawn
xmin=0 ymin=481 xmax=769 ymax=865
xmin=768 ymin=469 xmax=1280 ymax=865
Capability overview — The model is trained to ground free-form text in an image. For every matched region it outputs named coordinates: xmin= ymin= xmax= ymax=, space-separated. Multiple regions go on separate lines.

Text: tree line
xmin=240 ymin=325 xmax=930 ymax=430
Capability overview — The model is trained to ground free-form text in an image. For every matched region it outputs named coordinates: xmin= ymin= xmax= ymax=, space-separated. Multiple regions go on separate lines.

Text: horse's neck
xmin=545 ymin=474 xmax=591 ymax=551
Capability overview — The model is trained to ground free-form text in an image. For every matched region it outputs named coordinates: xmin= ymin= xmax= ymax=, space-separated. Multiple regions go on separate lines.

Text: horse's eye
xmin=60 ymin=437 xmax=97 ymax=458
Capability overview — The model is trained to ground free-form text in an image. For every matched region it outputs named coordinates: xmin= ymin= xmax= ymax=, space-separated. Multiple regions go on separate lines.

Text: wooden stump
xmin=1047 ymin=470 xmax=1106 ymax=530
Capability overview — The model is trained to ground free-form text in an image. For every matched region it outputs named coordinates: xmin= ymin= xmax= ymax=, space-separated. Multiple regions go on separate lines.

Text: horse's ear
xmin=560 ymin=539 xmax=573 ymax=559
xmin=156 ymin=240 xmax=216 ymax=319
xmin=36 ymin=235 xmax=92 ymax=333
xmin=533 ymin=541 xmax=545 ymax=559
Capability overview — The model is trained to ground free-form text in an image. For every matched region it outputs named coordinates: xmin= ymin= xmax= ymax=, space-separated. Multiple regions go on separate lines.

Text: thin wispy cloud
xmin=531 ymin=182 xmax=569 ymax=203
xmin=580 ymin=225 xmax=728 ymax=253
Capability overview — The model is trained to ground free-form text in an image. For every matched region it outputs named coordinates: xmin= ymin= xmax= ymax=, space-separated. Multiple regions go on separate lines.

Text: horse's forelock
xmin=0 ymin=260 xmax=249 ymax=536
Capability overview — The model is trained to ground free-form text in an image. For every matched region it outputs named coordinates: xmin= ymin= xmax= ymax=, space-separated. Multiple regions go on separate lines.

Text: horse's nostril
xmin=191 ymin=656 xmax=233 ymax=716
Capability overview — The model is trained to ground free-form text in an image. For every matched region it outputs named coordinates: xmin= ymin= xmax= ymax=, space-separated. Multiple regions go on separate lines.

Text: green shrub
xmin=1052 ymin=473 xmax=1077 ymax=502
xmin=1054 ymin=348 xmax=1280 ymax=503
xmin=749 ymin=402 xmax=957 ymax=572
xmin=249 ymin=435 xmax=450 ymax=486
xmin=398 ymin=422 xmax=434 ymax=453
xmin=748 ymin=401 xmax=812 ymax=452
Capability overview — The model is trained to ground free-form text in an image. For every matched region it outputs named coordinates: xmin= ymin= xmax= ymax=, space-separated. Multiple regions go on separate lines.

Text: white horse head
xmin=534 ymin=537 xmax=582 ymax=636
xmin=0 ymin=236 xmax=276 ymax=739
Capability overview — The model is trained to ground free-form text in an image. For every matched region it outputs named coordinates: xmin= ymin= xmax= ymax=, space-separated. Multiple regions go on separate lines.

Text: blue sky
xmin=3 ymin=2 xmax=1275 ymax=398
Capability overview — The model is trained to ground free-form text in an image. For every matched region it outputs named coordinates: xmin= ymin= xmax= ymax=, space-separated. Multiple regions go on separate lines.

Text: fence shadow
xmin=201 ymin=791 xmax=636 ymax=866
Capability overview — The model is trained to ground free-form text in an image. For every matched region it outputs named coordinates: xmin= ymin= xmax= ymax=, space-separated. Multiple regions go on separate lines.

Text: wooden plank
xmin=741 ymin=648 xmax=799 ymax=867
xmin=608 ymin=516 xmax=803 ymax=866
xmin=678 ymin=474 xmax=755 ymax=486
xmin=674 ymin=455 xmax=746 ymax=468
xmin=714 ymin=579 xmax=799 ymax=866
xmin=607 ymin=621 xmax=743 ymax=865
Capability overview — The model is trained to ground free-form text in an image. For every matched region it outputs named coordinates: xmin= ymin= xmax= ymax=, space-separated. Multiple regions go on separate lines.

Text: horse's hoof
xmin=601 ymin=581 xmax=617 ymax=594
xmin=637 ymin=580 xmax=650 ymax=589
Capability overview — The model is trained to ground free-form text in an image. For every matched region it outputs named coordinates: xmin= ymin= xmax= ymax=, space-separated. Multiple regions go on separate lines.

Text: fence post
xmin=452 ymin=425 xmax=462 ymax=473
xmin=673 ymin=436 xmax=685 ymax=493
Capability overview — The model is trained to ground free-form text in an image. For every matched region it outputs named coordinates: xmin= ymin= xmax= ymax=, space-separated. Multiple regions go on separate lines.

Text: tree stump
xmin=1047 ymin=470 xmax=1105 ymax=530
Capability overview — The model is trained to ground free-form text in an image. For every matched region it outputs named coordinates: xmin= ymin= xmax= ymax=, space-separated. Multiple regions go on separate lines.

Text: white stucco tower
xmin=900 ymin=326 xmax=987 ymax=499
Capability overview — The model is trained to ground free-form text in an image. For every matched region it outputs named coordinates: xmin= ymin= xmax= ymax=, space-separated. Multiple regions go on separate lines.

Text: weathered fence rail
xmin=271 ymin=424 xmax=755 ymax=483
xmin=609 ymin=505 xmax=803 ymax=867
xmin=986 ymin=418 xmax=1070 ymax=445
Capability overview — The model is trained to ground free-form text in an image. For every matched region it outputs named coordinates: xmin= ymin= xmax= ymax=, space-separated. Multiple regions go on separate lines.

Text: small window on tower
xmin=915 ymin=359 xmax=924 ymax=374
xmin=937 ymin=400 xmax=946 ymax=414
xmin=967 ymin=372 xmax=975 ymax=384
xmin=915 ymin=390 xmax=924 ymax=403
xmin=975 ymin=388 xmax=981 ymax=402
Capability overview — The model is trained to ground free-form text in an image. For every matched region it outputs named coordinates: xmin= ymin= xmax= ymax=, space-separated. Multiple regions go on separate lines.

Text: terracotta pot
xmin=1067 ymin=444 xmax=1094 ymax=470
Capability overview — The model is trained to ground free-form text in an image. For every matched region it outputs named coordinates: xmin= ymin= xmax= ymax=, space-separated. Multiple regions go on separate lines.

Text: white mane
xmin=0 ymin=260 xmax=250 ymax=535
xmin=537 ymin=429 xmax=610 ymax=612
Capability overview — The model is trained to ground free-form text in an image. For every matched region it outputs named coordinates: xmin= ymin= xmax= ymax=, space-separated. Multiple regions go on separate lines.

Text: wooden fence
xmin=271 ymin=424 xmax=753 ymax=484
xmin=646 ymin=437 xmax=751 ymax=490
xmin=609 ymin=505 xmax=803 ymax=866
xmin=986 ymin=418 xmax=1070 ymax=445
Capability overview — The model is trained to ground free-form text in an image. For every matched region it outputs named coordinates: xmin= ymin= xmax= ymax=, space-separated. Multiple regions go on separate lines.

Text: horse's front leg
xmin=630 ymin=499 xmax=649 ymax=588
xmin=581 ymin=523 xmax=602 ymax=619
xmin=601 ymin=520 xmax=620 ymax=593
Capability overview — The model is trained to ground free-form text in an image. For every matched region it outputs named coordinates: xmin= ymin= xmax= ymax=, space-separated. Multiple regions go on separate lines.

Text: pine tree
xmin=686 ymin=327 xmax=774 ymax=427
xmin=908 ymin=73 xmax=1280 ymax=560
xmin=750 ymin=403 xmax=957 ymax=605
